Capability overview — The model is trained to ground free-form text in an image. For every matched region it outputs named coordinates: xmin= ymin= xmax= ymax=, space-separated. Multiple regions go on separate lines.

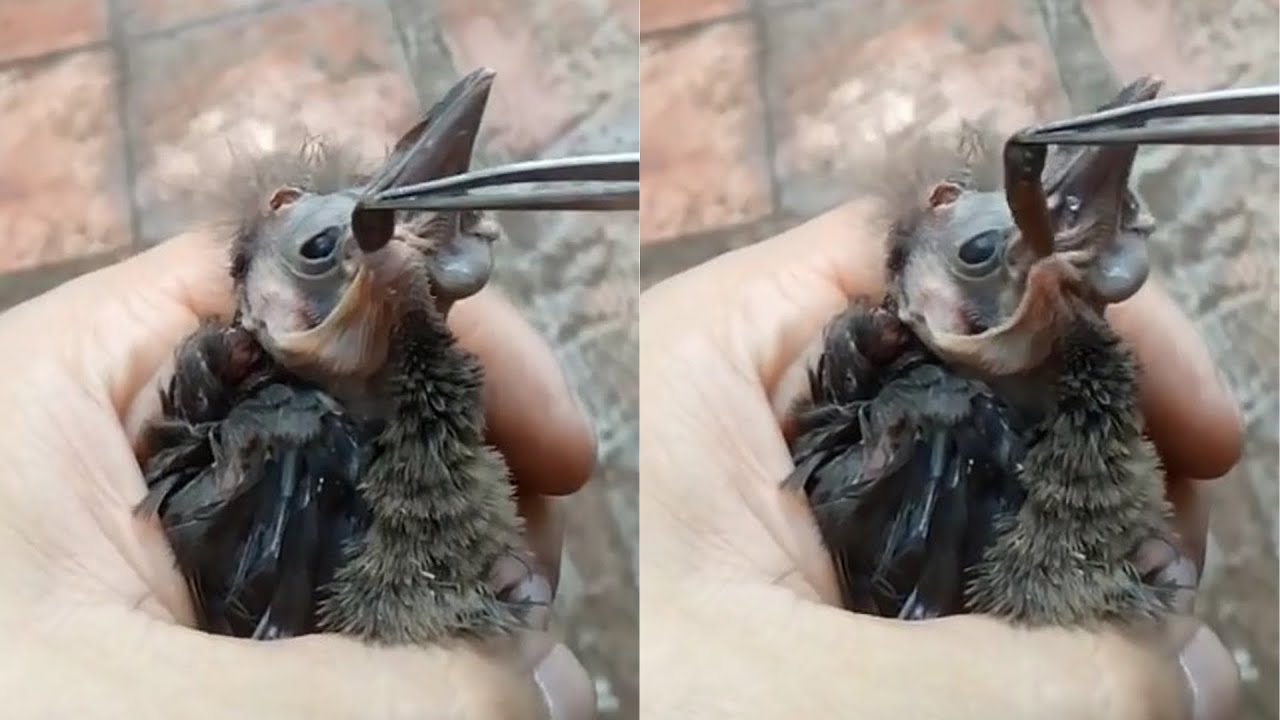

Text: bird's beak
xmin=1043 ymin=142 xmax=1141 ymax=238
xmin=352 ymin=68 xmax=494 ymax=253
xmin=1041 ymin=82 xmax=1163 ymax=304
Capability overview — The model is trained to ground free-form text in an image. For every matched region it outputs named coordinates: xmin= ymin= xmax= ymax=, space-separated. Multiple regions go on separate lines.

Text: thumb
xmin=21 ymin=607 xmax=594 ymax=720
xmin=662 ymin=586 xmax=1238 ymax=720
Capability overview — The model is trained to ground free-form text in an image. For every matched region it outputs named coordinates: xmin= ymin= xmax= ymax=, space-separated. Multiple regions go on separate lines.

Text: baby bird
xmin=785 ymin=77 xmax=1181 ymax=626
xmin=137 ymin=69 xmax=531 ymax=643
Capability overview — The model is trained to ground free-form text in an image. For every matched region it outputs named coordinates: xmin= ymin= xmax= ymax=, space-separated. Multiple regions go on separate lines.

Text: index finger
xmin=677 ymin=200 xmax=1242 ymax=481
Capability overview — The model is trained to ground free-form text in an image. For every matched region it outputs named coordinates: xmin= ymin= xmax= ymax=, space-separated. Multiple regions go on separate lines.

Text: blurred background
xmin=0 ymin=0 xmax=638 ymax=717
xmin=640 ymin=0 xmax=1277 ymax=717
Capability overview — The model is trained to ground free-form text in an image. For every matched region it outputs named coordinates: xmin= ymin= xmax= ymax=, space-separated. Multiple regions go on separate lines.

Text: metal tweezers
xmin=358 ymin=151 xmax=639 ymax=212
xmin=351 ymin=86 xmax=1274 ymax=213
xmin=1011 ymin=84 xmax=1279 ymax=147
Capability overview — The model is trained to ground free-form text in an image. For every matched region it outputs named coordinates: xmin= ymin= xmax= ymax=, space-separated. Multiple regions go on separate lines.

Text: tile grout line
xmin=103 ymin=0 xmax=144 ymax=252
xmin=379 ymin=0 xmax=432 ymax=113
xmin=747 ymin=0 xmax=784 ymax=220
xmin=148 ymin=0 xmax=323 ymax=40
xmin=638 ymin=0 xmax=830 ymax=42
xmin=638 ymin=10 xmax=753 ymax=43
xmin=1023 ymin=0 xmax=1119 ymax=113
xmin=0 ymin=40 xmax=111 ymax=73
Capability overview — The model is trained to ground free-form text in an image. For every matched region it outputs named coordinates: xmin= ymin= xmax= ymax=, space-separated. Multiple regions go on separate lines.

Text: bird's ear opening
xmin=268 ymin=186 xmax=303 ymax=213
xmin=929 ymin=182 xmax=963 ymax=208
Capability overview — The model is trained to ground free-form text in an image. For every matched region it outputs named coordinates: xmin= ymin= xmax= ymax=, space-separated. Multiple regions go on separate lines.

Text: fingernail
xmin=1158 ymin=555 xmax=1200 ymax=614
xmin=489 ymin=554 xmax=554 ymax=632
xmin=1179 ymin=626 xmax=1240 ymax=720
xmin=1135 ymin=539 xmax=1199 ymax=614
xmin=534 ymin=643 xmax=597 ymax=720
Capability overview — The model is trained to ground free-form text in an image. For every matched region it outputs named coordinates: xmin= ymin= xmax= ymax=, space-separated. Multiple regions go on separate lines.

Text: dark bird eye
xmin=300 ymin=227 xmax=341 ymax=262
xmin=954 ymin=229 xmax=1004 ymax=278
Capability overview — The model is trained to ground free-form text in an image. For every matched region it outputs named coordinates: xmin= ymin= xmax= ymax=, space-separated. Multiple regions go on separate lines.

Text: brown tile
xmin=0 ymin=0 xmax=105 ymax=63
xmin=117 ymin=0 xmax=273 ymax=35
xmin=639 ymin=0 xmax=743 ymax=34
xmin=640 ymin=20 xmax=771 ymax=244
xmin=429 ymin=0 xmax=639 ymax=160
xmin=1081 ymin=0 xmax=1279 ymax=92
xmin=0 ymin=51 xmax=130 ymax=273
xmin=124 ymin=0 xmax=418 ymax=245
xmin=761 ymin=0 xmax=1067 ymax=217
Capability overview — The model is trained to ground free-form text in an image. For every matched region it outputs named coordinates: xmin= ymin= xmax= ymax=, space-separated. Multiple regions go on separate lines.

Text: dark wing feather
xmin=138 ymin=325 xmax=372 ymax=639
xmin=786 ymin=303 xmax=1029 ymax=619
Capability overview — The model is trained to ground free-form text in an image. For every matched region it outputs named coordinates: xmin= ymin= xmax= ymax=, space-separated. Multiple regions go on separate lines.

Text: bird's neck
xmin=378 ymin=291 xmax=487 ymax=443
xmin=980 ymin=301 xmax=1137 ymax=426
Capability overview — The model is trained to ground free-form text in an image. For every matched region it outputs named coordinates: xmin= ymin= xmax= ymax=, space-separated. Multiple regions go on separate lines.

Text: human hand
xmin=639 ymin=200 xmax=1243 ymax=719
xmin=0 ymin=232 xmax=597 ymax=720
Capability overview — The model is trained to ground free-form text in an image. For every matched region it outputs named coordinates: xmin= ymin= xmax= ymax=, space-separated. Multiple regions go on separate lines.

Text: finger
xmin=516 ymin=493 xmax=567 ymax=596
xmin=664 ymin=201 xmax=1241 ymax=481
xmin=450 ymin=290 xmax=596 ymax=496
xmin=491 ymin=495 xmax=567 ymax=631
xmin=643 ymin=200 xmax=885 ymax=397
xmin=26 ymin=607 xmax=597 ymax=720
xmin=0 ymin=231 xmax=233 ymax=418
xmin=1107 ymin=282 xmax=1243 ymax=479
xmin=653 ymin=586 xmax=1238 ymax=720
xmin=1165 ymin=475 xmax=1210 ymax=573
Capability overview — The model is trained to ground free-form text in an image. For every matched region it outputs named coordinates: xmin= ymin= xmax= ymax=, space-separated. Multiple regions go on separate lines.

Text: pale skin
xmin=0 ymin=232 xmax=597 ymax=720
xmin=640 ymin=200 xmax=1243 ymax=720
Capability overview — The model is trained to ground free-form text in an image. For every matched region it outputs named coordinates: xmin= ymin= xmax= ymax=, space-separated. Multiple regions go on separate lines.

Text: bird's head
xmin=227 ymin=69 xmax=499 ymax=380
xmin=882 ymin=77 xmax=1162 ymax=376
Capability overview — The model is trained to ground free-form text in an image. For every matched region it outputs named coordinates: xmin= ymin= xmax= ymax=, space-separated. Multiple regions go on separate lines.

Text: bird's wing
xmin=139 ymin=326 xmax=372 ymax=639
xmin=786 ymin=309 xmax=1028 ymax=619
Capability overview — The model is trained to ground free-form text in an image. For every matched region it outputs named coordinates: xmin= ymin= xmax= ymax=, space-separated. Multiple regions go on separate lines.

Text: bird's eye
xmin=953 ymin=229 xmax=1004 ymax=278
xmin=301 ymin=227 xmax=340 ymax=261
xmin=296 ymin=227 xmax=342 ymax=274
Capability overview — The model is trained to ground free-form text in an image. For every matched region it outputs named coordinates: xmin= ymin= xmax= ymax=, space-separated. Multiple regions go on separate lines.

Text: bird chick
xmin=785 ymin=77 xmax=1181 ymax=627
xmin=138 ymin=69 xmax=530 ymax=644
